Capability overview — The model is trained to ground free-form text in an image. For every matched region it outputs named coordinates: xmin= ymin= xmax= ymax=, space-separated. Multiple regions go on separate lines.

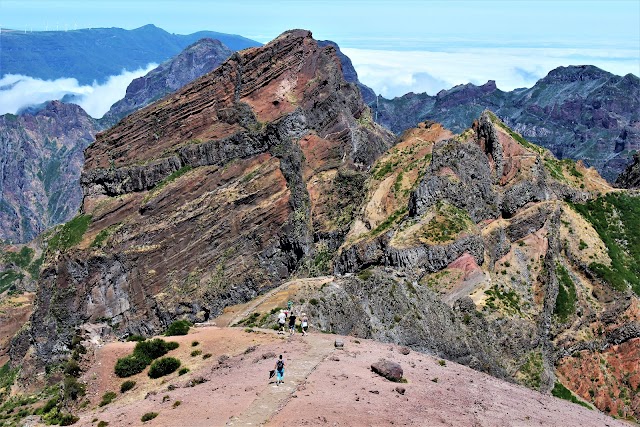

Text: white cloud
xmin=0 ymin=64 xmax=157 ymax=118
xmin=342 ymin=47 xmax=639 ymax=98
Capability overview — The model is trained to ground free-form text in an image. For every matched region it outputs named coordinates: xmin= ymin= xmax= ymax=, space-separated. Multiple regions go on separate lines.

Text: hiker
xmin=288 ymin=312 xmax=297 ymax=335
xmin=277 ymin=309 xmax=286 ymax=334
xmin=275 ymin=354 xmax=285 ymax=385
xmin=301 ymin=313 xmax=309 ymax=336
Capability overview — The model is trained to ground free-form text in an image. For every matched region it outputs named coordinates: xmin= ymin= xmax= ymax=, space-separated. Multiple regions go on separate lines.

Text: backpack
xmin=276 ymin=359 xmax=284 ymax=370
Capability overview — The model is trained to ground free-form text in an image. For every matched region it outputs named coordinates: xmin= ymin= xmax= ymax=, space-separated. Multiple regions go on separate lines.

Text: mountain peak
xmin=541 ymin=65 xmax=612 ymax=83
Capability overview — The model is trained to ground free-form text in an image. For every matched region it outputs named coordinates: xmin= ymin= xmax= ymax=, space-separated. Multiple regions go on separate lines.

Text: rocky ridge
xmin=10 ymin=30 xmax=393 ymax=377
xmin=373 ymin=66 xmax=640 ymax=182
xmin=0 ymin=101 xmax=100 ymax=243
xmin=615 ymin=153 xmax=640 ymax=188
xmin=100 ymin=38 xmax=233 ymax=127
xmin=284 ymin=112 xmax=639 ymax=419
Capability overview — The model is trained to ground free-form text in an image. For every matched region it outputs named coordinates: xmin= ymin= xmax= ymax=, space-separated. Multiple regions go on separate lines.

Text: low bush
xmin=126 ymin=335 xmax=146 ymax=342
xmin=134 ymin=338 xmax=176 ymax=361
xmin=114 ymin=354 xmax=148 ymax=378
xmin=141 ymin=412 xmax=158 ymax=422
xmin=191 ymin=341 xmax=199 ymax=347
xmin=98 ymin=421 xmax=109 ymax=427
xmin=178 ymin=368 xmax=189 ymax=376
xmin=190 ymin=350 xmax=202 ymax=357
xmin=120 ymin=380 xmax=136 ymax=393
xmin=99 ymin=391 xmax=116 ymax=407
xmin=148 ymin=357 xmax=181 ymax=379
xmin=164 ymin=320 xmax=191 ymax=336
xmin=63 ymin=376 xmax=86 ymax=401
xmin=64 ymin=360 xmax=81 ymax=377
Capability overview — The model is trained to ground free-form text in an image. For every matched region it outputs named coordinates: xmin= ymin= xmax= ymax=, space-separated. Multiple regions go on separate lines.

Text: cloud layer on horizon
xmin=343 ymin=46 xmax=639 ymax=98
xmin=0 ymin=64 xmax=157 ymax=118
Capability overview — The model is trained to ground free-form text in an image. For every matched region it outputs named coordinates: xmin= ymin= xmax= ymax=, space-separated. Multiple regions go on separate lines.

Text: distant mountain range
xmin=0 ymin=24 xmax=260 ymax=84
xmin=372 ymin=66 xmax=640 ymax=182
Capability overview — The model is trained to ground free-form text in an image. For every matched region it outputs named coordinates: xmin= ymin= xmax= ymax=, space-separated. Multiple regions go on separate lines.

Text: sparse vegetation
xmin=519 ymin=351 xmax=544 ymax=389
xmin=191 ymin=341 xmax=199 ymax=347
xmin=370 ymin=207 xmax=407 ymax=236
xmin=571 ymin=193 xmax=640 ymax=295
xmin=190 ymin=350 xmax=202 ymax=357
xmin=484 ymin=285 xmax=521 ymax=314
xmin=178 ymin=368 xmax=190 ymax=376
xmin=172 ymin=400 xmax=181 ymax=408
xmin=420 ymin=202 xmax=471 ymax=243
xmin=48 ymin=214 xmax=92 ymax=252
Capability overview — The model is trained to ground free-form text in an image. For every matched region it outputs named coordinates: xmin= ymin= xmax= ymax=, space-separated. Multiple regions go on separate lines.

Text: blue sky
xmin=1 ymin=0 xmax=639 ymax=100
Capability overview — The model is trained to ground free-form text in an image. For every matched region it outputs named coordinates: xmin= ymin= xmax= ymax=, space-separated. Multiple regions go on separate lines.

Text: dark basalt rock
xmin=371 ymin=359 xmax=403 ymax=382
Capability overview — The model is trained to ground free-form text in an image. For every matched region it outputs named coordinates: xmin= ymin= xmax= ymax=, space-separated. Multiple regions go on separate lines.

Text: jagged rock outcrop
xmin=615 ymin=153 xmax=640 ymax=188
xmin=373 ymin=66 xmax=640 ymax=182
xmin=14 ymin=29 xmax=393 ymax=367
xmin=100 ymin=38 xmax=233 ymax=126
xmin=0 ymin=102 xmax=100 ymax=243
xmin=318 ymin=40 xmax=376 ymax=104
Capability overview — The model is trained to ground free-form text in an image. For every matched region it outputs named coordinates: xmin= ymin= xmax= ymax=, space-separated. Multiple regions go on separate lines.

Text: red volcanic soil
xmin=75 ymin=327 xmax=625 ymax=427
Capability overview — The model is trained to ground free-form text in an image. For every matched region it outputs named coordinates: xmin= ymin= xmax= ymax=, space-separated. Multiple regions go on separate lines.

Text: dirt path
xmin=215 ymin=276 xmax=333 ymax=328
xmin=227 ymin=332 xmax=334 ymax=426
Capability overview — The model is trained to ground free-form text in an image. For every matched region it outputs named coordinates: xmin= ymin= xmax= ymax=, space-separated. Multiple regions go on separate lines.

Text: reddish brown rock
xmin=371 ymin=359 xmax=403 ymax=382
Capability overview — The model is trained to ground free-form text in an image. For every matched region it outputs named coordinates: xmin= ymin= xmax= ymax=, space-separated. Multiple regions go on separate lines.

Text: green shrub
xmin=166 ymin=341 xmax=179 ymax=350
xmin=191 ymin=341 xmax=199 ymax=347
xmin=552 ymin=382 xmax=592 ymax=409
xmin=114 ymin=354 xmax=148 ymax=378
xmin=126 ymin=335 xmax=146 ymax=342
xmin=148 ymin=357 xmax=181 ymax=379
xmin=99 ymin=391 xmax=117 ymax=407
xmin=98 ymin=421 xmax=109 ymax=427
xmin=164 ymin=320 xmax=191 ymax=336
xmin=178 ymin=367 xmax=189 ymax=376
xmin=190 ymin=350 xmax=202 ymax=357
xmin=554 ymin=264 xmax=577 ymax=321
xmin=134 ymin=339 xmax=174 ymax=361
xmin=63 ymin=376 xmax=86 ymax=401
xmin=120 ymin=380 xmax=136 ymax=393
xmin=3 ymin=246 xmax=34 ymax=268
xmin=64 ymin=360 xmax=81 ymax=377
xmin=141 ymin=412 xmax=159 ymax=422
xmin=172 ymin=401 xmax=181 ymax=408
xmin=202 ymin=353 xmax=212 ymax=360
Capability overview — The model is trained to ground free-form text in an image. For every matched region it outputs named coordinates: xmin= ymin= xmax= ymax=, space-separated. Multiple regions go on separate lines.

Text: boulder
xmin=371 ymin=359 xmax=403 ymax=382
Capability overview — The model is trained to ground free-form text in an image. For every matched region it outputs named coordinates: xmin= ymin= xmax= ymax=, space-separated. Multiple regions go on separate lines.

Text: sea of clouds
xmin=342 ymin=46 xmax=639 ymax=98
xmin=0 ymin=63 xmax=157 ymax=118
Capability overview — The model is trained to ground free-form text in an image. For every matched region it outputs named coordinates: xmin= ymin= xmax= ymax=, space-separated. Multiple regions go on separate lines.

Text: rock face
xmin=317 ymin=40 xmax=376 ymax=104
xmin=615 ymin=153 xmax=640 ymax=188
xmin=0 ymin=102 xmax=100 ymax=242
xmin=15 ymin=30 xmax=393 ymax=367
xmin=101 ymin=38 xmax=233 ymax=126
xmin=374 ymin=66 xmax=640 ymax=182
xmin=287 ymin=111 xmax=639 ymax=418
